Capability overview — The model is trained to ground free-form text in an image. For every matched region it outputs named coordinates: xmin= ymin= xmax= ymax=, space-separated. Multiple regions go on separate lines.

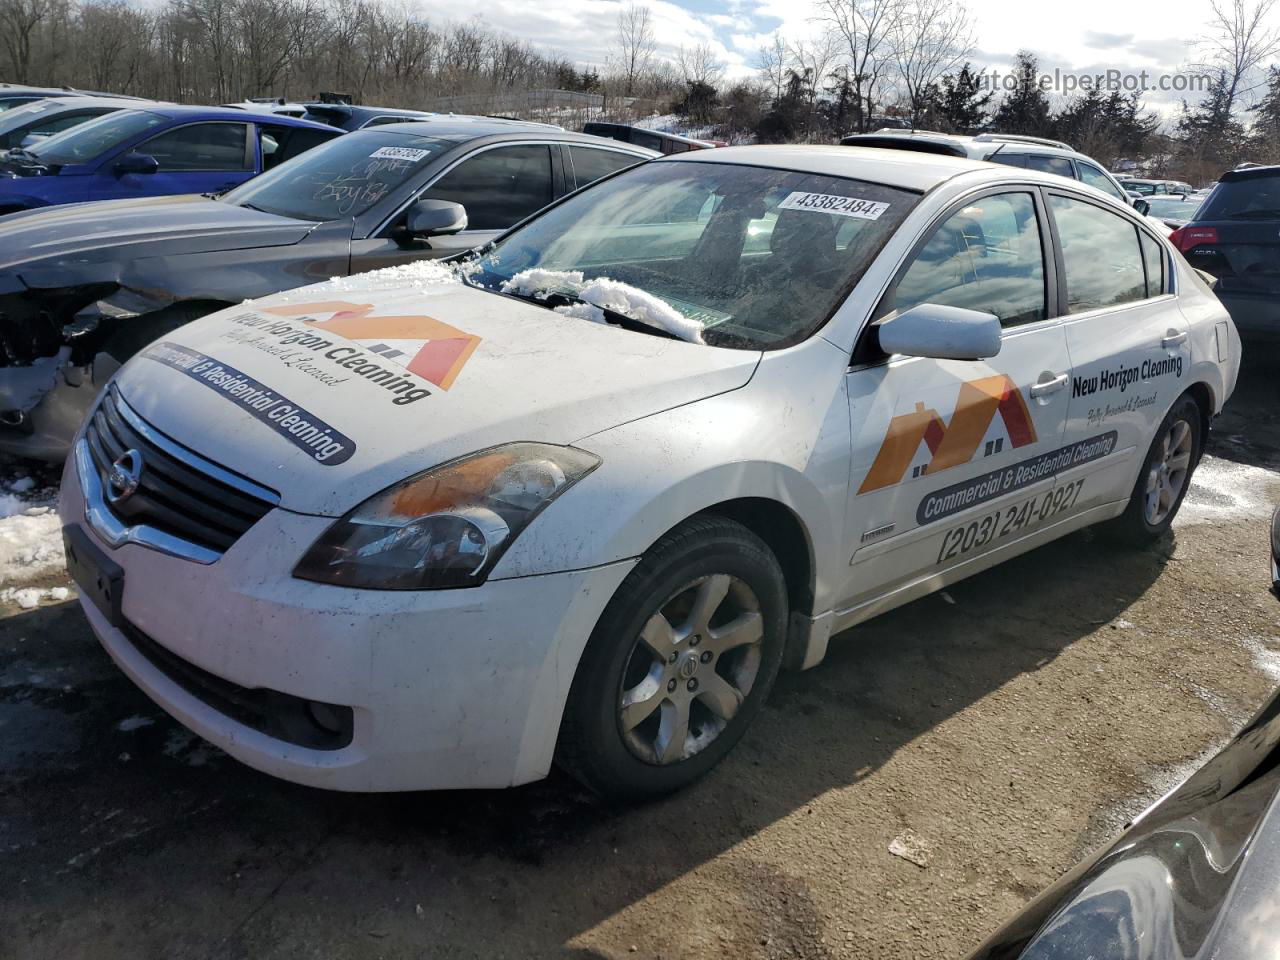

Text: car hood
xmin=0 ymin=195 xmax=315 ymax=273
xmin=111 ymin=277 xmax=761 ymax=516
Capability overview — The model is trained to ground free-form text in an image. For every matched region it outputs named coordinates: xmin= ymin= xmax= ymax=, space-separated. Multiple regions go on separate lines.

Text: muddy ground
xmin=3 ymin=354 xmax=1279 ymax=960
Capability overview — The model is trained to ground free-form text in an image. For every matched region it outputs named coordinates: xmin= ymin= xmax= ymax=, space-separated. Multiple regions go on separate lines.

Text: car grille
xmin=121 ymin=618 xmax=353 ymax=751
xmin=84 ymin=386 xmax=278 ymax=556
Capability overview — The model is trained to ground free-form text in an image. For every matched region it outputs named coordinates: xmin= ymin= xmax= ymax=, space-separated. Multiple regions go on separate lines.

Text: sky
xmin=469 ymin=0 xmax=1231 ymax=121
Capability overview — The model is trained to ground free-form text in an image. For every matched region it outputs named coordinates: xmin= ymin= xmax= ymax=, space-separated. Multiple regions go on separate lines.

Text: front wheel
xmin=1104 ymin=393 xmax=1202 ymax=544
xmin=556 ymin=515 xmax=788 ymax=799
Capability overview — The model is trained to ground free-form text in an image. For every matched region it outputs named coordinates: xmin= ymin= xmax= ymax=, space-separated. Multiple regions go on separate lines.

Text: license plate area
xmin=62 ymin=524 xmax=124 ymax=628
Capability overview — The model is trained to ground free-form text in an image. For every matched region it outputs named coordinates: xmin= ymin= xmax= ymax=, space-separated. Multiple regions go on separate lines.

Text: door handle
xmin=1029 ymin=372 xmax=1069 ymax=398
xmin=1161 ymin=330 xmax=1189 ymax=348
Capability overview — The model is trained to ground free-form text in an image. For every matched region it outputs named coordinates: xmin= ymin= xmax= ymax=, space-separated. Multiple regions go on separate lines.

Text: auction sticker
xmin=370 ymin=146 xmax=430 ymax=162
xmin=777 ymin=191 xmax=890 ymax=220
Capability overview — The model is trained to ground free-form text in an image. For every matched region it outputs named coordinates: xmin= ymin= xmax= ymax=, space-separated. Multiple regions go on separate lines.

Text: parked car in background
xmin=968 ymin=534 xmax=1280 ymax=960
xmin=0 ymin=121 xmax=655 ymax=459
xmin=300 ymin=103 xmax=437 ymax=130
xmin=1119 ymin=177 xmax=1196 ymax=196
xmin=56 ymin=145 xmax=1236 ymax=797
xmin=0 ymin=105 xmax=338 ymax=215
xmin=1143 ymin=192 xmax=1204 ymax=228
xmin=0 ymin=83 xmax=147 ymax=112
xmin=0 ymin=96 xmax=148 ymax=151
xmin=583 ymin=122 xmax=715 ymax=154
xmin=1171 ymin=164 xmax=1280 ymax=339
xmin=223 ymin=97 xmax=310 ymax=119
xmin=840 ymin=130 xmax=1141 ymax=210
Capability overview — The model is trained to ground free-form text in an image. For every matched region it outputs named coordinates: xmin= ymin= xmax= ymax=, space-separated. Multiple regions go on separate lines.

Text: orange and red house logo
xmin=263 ymin=300 xmax=481 ymax=391
xmin=858 ymin=375 xmax=1037 ymax=494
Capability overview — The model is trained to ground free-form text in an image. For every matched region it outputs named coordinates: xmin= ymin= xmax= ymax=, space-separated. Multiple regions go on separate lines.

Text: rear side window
xmin=1140 ymin=232 xmax=1166 ymax=296
xmin=423 ymin=144 xmax=553 ymax=231
xmin=1198 ymin=173 xmax=1280 ymax=220
xmin=568 ymin=146 xmax=641 ymax=188
xmin=257 ymin=124 xmax=333 ymax=170
xmin=1025 ymin=155 xmax=1074 ymax=178
xmin=985 ymin=151 xmax=1026 ymax=168
xmin=1050 ymin=194 xmax=1146 ymax=312
xmin=884 ymin=191 xmax=1047 ymax=327
xmin=1076 ymin=161 xmax=1126 ymax=202
xmin=139 ymin=122 xmax=249 ymax=171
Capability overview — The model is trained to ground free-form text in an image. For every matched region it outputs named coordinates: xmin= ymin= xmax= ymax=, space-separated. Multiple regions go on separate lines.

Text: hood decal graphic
xmin=262 ymin=300 xmax=481 ymax=391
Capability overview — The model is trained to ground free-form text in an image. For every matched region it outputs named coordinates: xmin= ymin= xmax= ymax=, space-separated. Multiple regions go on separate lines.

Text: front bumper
xmin=58 ymin=452 xmax=635 ymax=791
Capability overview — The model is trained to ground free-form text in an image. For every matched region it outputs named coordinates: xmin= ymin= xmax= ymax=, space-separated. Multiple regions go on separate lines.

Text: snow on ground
xmin=1175 ymin=454 xmax=1280 ymax=526
xmin=0 ymin=468 xmax=66 ymax=587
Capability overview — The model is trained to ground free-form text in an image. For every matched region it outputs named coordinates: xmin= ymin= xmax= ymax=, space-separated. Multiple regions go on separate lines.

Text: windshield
xmin=1198 ymin=173 xmax=1280 ymax=220
xmin=27 ymin=109 xmax=164 ymax=164
xmin=465 ymin=160 xmax=918 ymax=349
xmin=222 ymin=131 xmax=452 ymax=221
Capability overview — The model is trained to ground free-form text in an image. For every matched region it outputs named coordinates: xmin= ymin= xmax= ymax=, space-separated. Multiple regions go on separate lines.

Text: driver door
xmin=839 ymin=189 xmax=1075 ymax=612
xmin=349 ymin=143 xmax=559 ymax=272
xmin=89 ymin=121 xmax=253 ymax=201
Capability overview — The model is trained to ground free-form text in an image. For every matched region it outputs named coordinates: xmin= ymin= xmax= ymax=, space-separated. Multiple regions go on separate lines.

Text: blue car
xmin=0 ymin=105 xmax=340 ymax=214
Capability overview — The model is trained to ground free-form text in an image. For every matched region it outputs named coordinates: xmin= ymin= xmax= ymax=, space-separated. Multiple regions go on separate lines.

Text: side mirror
xmin=878 ymin=303 xmax=1002 ymax=360
xmin=1133 ymin=198 xmax=1150 ymax=216
xmin=114 ymin=152 xmax=158 ymax=177
xmin=405 ymin=199 xmax=467 ymax=238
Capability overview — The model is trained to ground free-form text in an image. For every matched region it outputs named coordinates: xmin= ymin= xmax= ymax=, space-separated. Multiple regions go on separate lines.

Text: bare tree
xmin=789 ymin=32 xmax=842 ymax=138
xmin=1200 ymin=0 xmax=1280 ymax=113
xmin=676 ymin=41 xmax=724 ymax=87
xmin=817 ymin=0 xmax=903 ymax=132
xmin=755 ymin=31 xmax=788 ymax=102
xmin=0 ymin=0 xmax=55 ymax=81
xmin=891 ymin=0 xmax=974 ymax=127
xmin=614 ymin=2 xmax=655 ymax=96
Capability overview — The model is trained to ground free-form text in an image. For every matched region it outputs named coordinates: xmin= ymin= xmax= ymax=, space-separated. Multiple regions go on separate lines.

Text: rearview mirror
xmin=405 ymin=199 xmax=467 ymax=238
xmin=877 ymin=303 xmax=1001 ymax=360
xmin=1133 ymin=198 xmax=1150 ymax=216
xmin=114 ymin=152 xmax=158 ymax=176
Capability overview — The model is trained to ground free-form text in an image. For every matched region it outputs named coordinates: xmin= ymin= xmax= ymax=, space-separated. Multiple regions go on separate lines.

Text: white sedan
xmin=58 ymin=146 xmax=1240 ymax=797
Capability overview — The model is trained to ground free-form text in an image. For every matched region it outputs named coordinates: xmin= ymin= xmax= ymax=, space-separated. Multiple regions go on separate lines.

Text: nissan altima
xmin=59 ymin=145 xmax=1240 ymax=797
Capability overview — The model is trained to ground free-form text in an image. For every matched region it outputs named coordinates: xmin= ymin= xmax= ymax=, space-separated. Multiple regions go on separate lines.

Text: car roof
xmin=17 ymin=95 xmax=149 ymax=111
xmin=305 ymin=103 xmax=433 ymax=119
xmin=125 ymin=104 xmax=336 ymax=129
xmin=349 ymin=120 xmax=655 ymax=150
xmin=661 ymin=144 xmax=1040 ymax=192
xmin=1221 ymin=164 xmax=1280 ymax=182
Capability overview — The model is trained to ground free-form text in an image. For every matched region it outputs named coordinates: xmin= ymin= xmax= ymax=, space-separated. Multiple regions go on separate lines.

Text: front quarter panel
xmin=492 ymin=336 xmax=854 ymax=616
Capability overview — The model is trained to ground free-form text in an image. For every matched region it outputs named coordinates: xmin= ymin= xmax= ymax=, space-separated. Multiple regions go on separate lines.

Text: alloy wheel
xmin=1144 ymin=418 xmax=1193 ymax=525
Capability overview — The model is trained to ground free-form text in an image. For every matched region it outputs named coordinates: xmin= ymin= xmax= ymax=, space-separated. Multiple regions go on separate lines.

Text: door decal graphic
xmin=264 ymin=300 xmax=481 ymax=391
xmin=858 ymin=375 xmax=1037 ymax=494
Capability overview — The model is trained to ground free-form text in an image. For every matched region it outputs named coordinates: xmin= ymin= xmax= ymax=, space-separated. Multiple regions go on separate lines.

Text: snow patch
xmin=116 ymin=715 xmax=155 ymax=732
xmin=553 ymin=303 xmax=606 ymax=324
xmin=0 ymin=585 xmax=70 ymax=609
xmin=260 ymin=259 xmax=465 ymax=300
xmin=0 ymin=505 xmax=64 ymax=584
xmin=502 ymin=268 xmax=704 ymax=343
xmin=1176 ymin=455 xmax=1279 ymax=526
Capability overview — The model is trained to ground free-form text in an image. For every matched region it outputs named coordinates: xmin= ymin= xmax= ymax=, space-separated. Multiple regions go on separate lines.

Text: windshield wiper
xmin=500 ymin=287 xmax=681 ymax=340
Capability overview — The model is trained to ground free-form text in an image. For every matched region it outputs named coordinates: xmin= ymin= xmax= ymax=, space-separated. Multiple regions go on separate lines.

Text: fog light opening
xmin=306 ymin=700 xmax=347 ymax=736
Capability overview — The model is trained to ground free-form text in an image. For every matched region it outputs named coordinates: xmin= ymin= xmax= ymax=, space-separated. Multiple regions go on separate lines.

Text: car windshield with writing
xmin=26 ymin=109 xmax=166 ymax=165
xmin=221 ymin=131 xmax=453 ymax=221
xmin=465 ymin=160 xmax=917 ymax=350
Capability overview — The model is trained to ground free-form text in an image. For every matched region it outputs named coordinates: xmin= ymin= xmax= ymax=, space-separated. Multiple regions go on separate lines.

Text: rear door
xmin=89 ymin=121 xmax=253 ymax=200
xmin=842 ymin=188 xmax=1074 ymax=607
xmin=1048 ymin=190 xmax=1190 ymax=510
xmin=349 ymin=142 xmax=558 ymax=271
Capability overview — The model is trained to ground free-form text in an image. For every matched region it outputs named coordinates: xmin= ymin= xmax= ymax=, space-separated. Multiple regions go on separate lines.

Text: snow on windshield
xmin=502 ymin=268 xmax=705 ymax=344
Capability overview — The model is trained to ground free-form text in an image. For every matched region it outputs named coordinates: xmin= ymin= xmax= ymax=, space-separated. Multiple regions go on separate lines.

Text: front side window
xmin=466 ymin=160 xmax=918 ymax=349
xmin=1076 ymin=161 xmax=1126 ymax=201
xmin=27 ymin=109 xmax=166 ymax=164
xmin=569 ymin=146 xmax=643 ymax=188
xmin=222 ymin=130 xmax=452 ymax=220
xmin=882 ymin=192 xmax=1046 ymax=328
xmin=1050 ymin=194 xmax=1147 ymax=313
xmin=422 ymin=144 xmax=553 ymax=231
xmin=1025 ymin=154 xmax=1074 ymax=178
xmin=138 ymin=122 xmax=249 ymax=172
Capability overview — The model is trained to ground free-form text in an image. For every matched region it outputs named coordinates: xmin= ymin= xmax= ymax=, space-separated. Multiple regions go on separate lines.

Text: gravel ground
xmin=2 ymin=354 xmax=1279 ymax=960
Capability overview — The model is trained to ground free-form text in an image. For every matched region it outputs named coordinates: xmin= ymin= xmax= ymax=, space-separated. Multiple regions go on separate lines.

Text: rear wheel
xmin=557 ymin=515 xmax=787 ymax=799
xmin=1103 ymin=393 xmax=1202 ymax=544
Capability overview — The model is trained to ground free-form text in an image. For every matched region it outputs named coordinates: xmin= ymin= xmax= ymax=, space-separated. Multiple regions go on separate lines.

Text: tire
xmin=1102 ymin=393 xmax=1203 ymax=545
xmin=556 ymin=515 xmax=788 ymax=800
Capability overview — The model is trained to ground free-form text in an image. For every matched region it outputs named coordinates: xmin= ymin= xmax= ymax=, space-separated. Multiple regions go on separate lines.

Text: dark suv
xmin=1171 ymin=164 xmax=1280 ymax=338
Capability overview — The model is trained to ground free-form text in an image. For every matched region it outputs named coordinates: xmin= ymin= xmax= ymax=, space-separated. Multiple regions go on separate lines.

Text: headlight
xmin=293 ymin=443 xmax=600 ymax=590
